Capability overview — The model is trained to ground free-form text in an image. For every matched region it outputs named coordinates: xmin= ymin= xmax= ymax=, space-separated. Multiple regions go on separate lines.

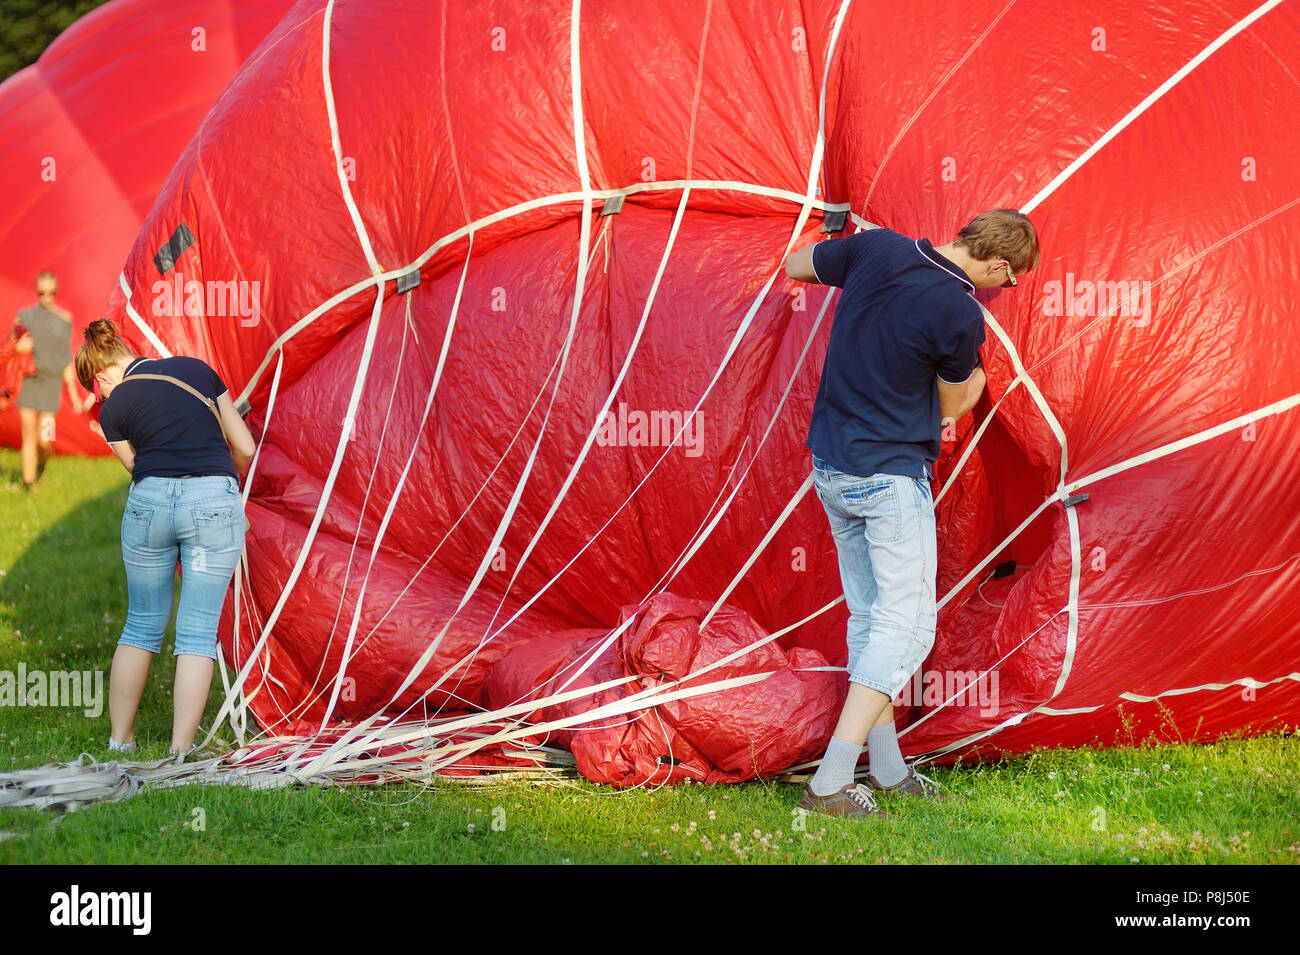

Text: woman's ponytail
xmin=75 ymin=318 xmax=134 ymax=391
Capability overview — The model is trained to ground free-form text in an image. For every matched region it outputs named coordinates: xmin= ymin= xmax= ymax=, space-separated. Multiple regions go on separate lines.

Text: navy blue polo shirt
xmin=806 ymin=228 xmax=985 ymax=480
xmin=100 ymin=356 xmax=236 ymax=482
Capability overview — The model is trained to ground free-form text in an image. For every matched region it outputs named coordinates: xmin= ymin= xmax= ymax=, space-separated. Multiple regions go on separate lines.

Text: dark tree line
xmin=0 ymin=0 xmax=113 ymax=81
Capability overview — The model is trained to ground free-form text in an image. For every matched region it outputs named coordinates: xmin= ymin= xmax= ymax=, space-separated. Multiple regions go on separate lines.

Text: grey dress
xmin=15 ymin=304 xmax=71 ymax=413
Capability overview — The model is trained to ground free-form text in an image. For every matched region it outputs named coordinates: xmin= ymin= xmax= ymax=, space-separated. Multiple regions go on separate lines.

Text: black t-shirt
xmin=806 ymin=228 xmax=985 ymax=480
xmin=100 ymin=356 xmax=236 ymax=481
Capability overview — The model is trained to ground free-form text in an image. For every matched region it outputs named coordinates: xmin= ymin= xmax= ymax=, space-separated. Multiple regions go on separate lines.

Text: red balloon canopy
xmin=0 ymin=0 xmax=296 ymax=454
xmin=101 ymin=0 xmax=1300 ymax=783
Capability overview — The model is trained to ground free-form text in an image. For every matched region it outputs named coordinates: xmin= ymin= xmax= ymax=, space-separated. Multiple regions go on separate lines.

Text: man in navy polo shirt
xmin=785 ymin=209 xmax=1040 ymax=816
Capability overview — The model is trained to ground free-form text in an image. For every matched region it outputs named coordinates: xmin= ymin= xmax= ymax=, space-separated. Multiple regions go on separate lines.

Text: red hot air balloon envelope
xmin=0 ymin=0 xmax=297 ymax=455
xmin=103 ymin=0 xmax=1300 ymax=785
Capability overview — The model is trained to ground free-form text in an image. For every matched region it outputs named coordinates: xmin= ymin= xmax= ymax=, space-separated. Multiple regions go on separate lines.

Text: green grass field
xmin=1 ymin=448 xmax=1296 ymax=864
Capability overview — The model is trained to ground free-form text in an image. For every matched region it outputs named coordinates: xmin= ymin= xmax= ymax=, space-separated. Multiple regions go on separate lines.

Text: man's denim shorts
xmin=810 ymin=455 xmax=937 ymax=697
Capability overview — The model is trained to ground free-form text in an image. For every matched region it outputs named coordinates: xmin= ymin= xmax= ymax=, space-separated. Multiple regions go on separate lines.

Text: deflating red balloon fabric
xmin=484 ymin=594 xmax=842 ymax=785
xmin=0 ymin=0 xmax=296 ymax=454
xmin=104 ymin=0 xmax=1300 ymax=783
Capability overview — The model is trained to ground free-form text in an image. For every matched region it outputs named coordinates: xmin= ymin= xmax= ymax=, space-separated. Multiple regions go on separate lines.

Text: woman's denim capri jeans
xmin=117 ymin=475 xmax=245 ymax=659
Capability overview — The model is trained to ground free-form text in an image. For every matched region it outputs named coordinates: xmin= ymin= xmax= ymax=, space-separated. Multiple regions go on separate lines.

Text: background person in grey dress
xmin=13 ymin=271 xmax=88 ymax=491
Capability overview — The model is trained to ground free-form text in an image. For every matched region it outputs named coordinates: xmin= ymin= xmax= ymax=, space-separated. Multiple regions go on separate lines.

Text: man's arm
xmin=937 ymin=366 xmax=986 ymax=423
xmin=785 ymin=244 xmax=820 ymax=283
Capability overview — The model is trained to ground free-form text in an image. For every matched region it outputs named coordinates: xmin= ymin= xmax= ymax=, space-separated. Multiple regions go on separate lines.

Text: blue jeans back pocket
xmin=192 ymin=507 xmax=236 ymax=551
xmin=840 ymin=479 xmax=902 ymax=543
xmin=122 ymin=504 xmax=155 ymax=549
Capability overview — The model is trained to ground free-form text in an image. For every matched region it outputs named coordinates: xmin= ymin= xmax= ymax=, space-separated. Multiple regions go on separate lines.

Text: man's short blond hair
xmin=956 ymin=209 xmax=1040 ymax=275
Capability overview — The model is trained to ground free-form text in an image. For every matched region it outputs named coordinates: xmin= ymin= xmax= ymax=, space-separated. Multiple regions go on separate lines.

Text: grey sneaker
xmin=865 ymin=766 xmax=953 ymax=800
xmin=798 ymin=781 xmax=887 ymax=818
xmin=107 ymin=738 xmax=137 ymax=754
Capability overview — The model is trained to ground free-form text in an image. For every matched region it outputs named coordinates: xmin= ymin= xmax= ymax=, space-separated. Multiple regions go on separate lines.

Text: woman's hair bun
xmin=75 ymin=317 xmax=133 ymax=391
xmin=84 ymin=317 xmax=121 ymax=346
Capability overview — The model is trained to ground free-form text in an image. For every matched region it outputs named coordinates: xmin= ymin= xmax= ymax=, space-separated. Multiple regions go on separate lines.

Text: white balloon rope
xmin=344 ymin=0 xmax=630 ymax=728
xmin=477 ymin=185 xmax=693 ymax=647
xmin=467 ymin=0 xmax=863 ymax=722
xmin=234 ymin=181 xmax=851 ymax=405
xmin=311 ymin=218 xmax=616 ymax=729
xmin=198 ymin=0 xmax=394 ymax=752
xmin=288 ymin=0 xmax=860 ymax=776
xmin=294 ymin=167 xmax=601 ymax=774
xmin=1021 ymin=0 xmax=1287 ymax=215
xmin=1025 ymin=196 xmax=1300 ymax=378
xmin=295 ymin=291 xmax=416 ymax=717
xmin=313 ymin=238 xmax=477 ymax=730
xmin=861 ymin=0 xmax=1017 ymax=209
xmin=224 ymin=334 xmax=288 ymax=744
xmin=426 ymin=236 xmax=825 ymax=744
xmin=465 ymin=0 xmax=855 ymax=705
xmin=198 ymin=282 xmax=389 ymax=751
xmin=651 ymin=283 xmax=836 ymax=595
xmin=405 ymin=222 xmax=622 ymax=708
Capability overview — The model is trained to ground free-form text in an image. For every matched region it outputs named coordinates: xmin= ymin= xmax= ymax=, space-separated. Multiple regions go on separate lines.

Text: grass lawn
xmin=1 ymin=448 xmax=1297 ymax=865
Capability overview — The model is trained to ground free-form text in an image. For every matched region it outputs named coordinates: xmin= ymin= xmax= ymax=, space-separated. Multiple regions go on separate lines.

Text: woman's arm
xmin=108 ymin=440 xmax=135 ymax=473
xmin=217 ymin=391 xmax=256 ymax=474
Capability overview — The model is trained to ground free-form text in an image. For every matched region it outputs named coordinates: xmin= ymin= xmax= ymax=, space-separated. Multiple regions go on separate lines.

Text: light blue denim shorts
xmin=811 ymin=455 xmax=937 ymax=697
xmin=118 ymin=475 xmax=245 ymax=659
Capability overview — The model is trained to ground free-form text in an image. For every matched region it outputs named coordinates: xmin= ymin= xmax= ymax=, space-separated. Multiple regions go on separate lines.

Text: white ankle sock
xmin=867 ymin=723 xmax=908 ymax=787
xmin=809 ymin=735 xmax=862 ymax=796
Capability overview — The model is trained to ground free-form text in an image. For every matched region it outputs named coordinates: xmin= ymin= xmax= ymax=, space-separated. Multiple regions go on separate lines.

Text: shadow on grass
xmin=0 ymin=477 xmax=216 ymax=769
